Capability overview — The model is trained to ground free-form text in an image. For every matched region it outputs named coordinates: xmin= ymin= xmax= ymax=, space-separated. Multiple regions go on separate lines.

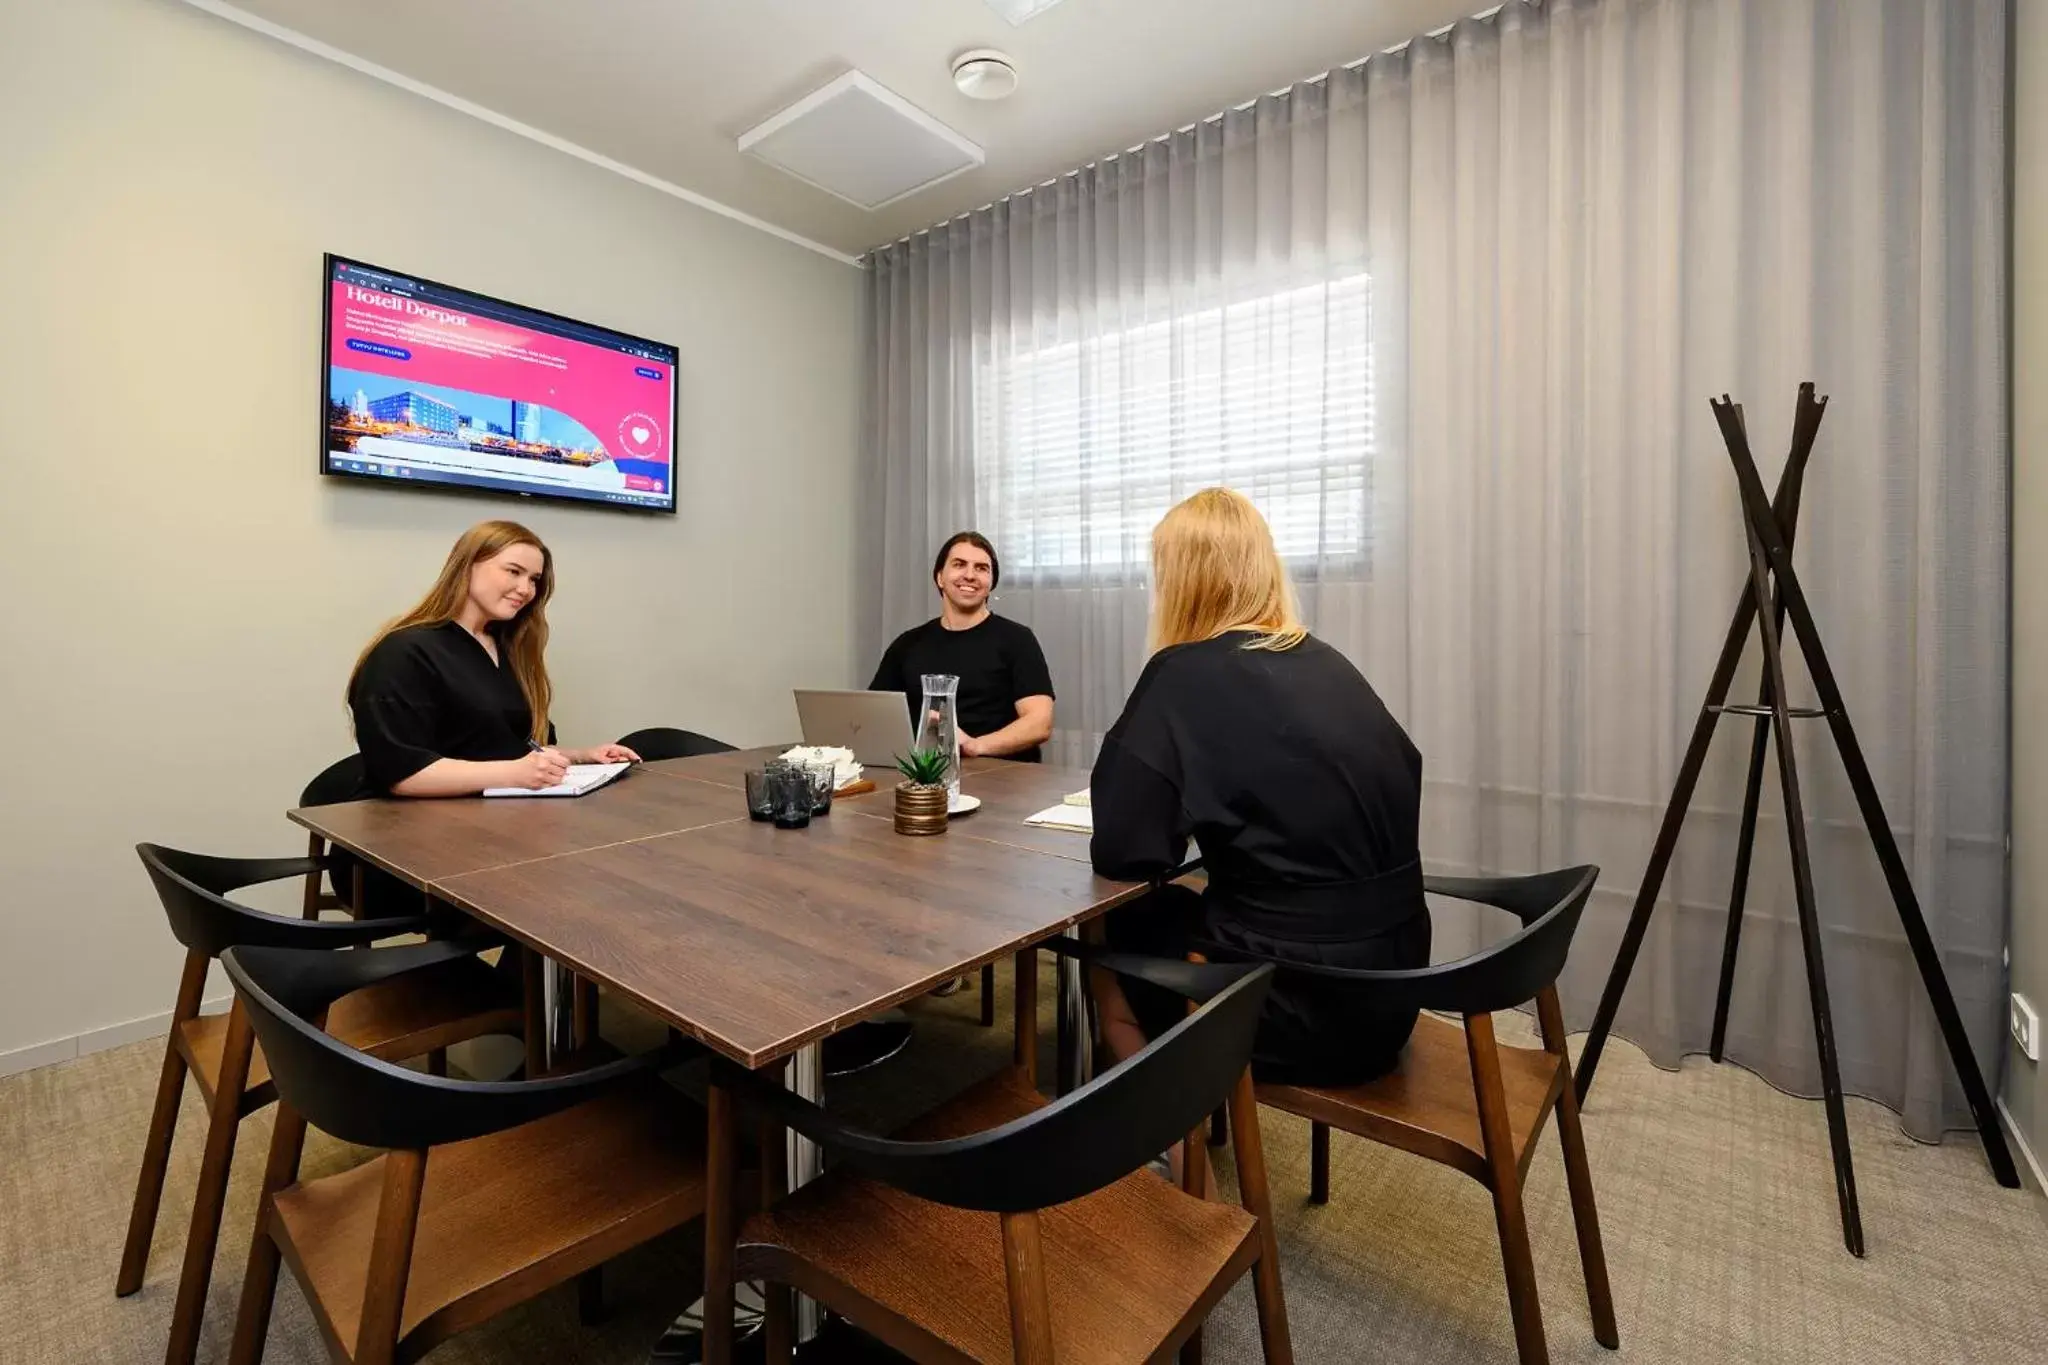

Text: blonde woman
xmin=346 ymin=519 xmax=637 ymax=798
xmin=1091 ymin=488 xmax=1430 ymax=1085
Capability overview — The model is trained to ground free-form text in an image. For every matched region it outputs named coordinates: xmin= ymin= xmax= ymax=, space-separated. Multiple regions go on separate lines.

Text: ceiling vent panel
xmin=738 ymin=71 xmax=983 ymax=211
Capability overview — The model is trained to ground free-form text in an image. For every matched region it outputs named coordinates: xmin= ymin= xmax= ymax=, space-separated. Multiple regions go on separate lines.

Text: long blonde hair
xmin=1148 ymin=488 xmax=1307 ymax=654
xmin=348 ymin=520 xmax=554 ymax=742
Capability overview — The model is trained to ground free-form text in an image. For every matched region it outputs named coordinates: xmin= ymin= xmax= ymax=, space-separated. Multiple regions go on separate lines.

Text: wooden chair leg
xmin=1001 ymin=1209 xmax=1057 ymax=1365
xmin=1468 ymin=1012 xmax=1550 ymax=1365
xmin=228 ymin=1103 xmax=309 ymax=1365
xmin=1180 ymin=1131 xmax=1211 ymax=1200
xmin=703 ymin=1081 xmax=739 ymax=1365
xmin=355 ymin=1148 xmax=428 ymax=1365
xmin=1230 ymin=1065 xmax=1295 ymax=1365
xmin=760 ymin=1114 xmax=787 ymax=1208
xmin=763 ymin=1281 xmax=795 ymax=1364
xmin=1013 ymin=947 xmax=1039 ymax=1088
xmin=301 ymin=833 xmax=326 ymax=919
xmin=116 ymin=950 xmax=208 ymax=1297
xmin=980 ymin=961 xmax=998 ymax=1027
xmin=1310 ymin=1122 xmax=1331 ymax=1205
xmin=1537 ymin=989 xmax=1619 ymax=1349
xmin=166 ymin=1001 xmax=259 ymax=1365
xmin=427 ymin=1048 xmax=448 ymax=1077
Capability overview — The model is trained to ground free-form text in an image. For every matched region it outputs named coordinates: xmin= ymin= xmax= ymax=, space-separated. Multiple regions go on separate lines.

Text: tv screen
xmin=322 ymin=254 xmax=677 ymax=513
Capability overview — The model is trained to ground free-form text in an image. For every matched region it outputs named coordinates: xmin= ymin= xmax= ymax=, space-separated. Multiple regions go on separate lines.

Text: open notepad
xmin=1024 ymin=794 xmax=1094 ymax=834
xmin=483 ymin=761 xmax=630 ymax=799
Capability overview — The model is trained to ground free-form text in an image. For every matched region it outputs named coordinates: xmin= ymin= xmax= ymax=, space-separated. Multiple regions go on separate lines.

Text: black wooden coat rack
xmin=1570 ymin=383 xmax=2020 ymax=1256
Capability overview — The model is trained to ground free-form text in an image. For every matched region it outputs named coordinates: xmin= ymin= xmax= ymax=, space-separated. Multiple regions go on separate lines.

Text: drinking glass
xmin=743 ymin=767 xmax=774 ymax=822
xmin=769 ymin=760 xmax=811 ymax=829
xmin=805 ymin=762 xmax=836 ymax=815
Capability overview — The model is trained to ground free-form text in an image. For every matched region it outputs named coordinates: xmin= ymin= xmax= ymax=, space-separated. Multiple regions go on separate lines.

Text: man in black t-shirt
xmin=869 ymin=531 xmax=1056 ymax=762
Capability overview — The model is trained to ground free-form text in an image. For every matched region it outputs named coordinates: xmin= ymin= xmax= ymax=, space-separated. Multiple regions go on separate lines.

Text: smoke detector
xmin=951 ymin=49 xmax=1019 ymax=101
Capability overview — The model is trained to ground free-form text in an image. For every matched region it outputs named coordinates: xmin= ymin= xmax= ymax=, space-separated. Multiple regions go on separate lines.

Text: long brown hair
xmin=348 ymin=520 xmax=554 ymax=742
xmin=1148 ymin=488 xmax=1307 ymax=655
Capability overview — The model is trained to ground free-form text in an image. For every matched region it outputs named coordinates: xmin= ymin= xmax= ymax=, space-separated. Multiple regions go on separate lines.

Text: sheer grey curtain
xmin=859 ymin=0 xmax=2008 ymax=1140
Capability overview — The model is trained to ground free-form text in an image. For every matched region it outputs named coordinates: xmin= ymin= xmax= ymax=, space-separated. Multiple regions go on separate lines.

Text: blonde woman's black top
xmin=1090 ymin=631 xmax=1429 ymax=1084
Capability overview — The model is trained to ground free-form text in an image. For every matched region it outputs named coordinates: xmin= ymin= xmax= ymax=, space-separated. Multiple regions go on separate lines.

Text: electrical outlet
xmin=2014 ymin=994 xmax=2042 ymax=1064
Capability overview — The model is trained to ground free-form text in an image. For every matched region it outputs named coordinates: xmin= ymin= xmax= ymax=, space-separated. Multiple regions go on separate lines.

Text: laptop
xmin=793 ymin=689 xmax=916 ymax=767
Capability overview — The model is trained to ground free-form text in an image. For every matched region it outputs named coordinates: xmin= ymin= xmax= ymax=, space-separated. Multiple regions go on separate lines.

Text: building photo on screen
xmin=321 ymin=254 xmax=678 ymax=513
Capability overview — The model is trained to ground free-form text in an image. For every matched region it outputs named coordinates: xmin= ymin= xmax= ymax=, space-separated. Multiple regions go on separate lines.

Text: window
xmin=974 ymin=273 xmax=1374 ymax=575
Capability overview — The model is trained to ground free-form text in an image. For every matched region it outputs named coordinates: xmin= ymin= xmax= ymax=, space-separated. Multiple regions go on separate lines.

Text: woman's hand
xmin=568 ymin=743 xmax=641 ymax=765
xmin=506 ymin=747 xmax=572 ymax=789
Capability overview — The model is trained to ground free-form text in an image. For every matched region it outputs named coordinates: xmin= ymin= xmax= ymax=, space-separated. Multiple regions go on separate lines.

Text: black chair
xmin=617 ymin=726 xmax=738 ymax=760
xmin=219 ymin=940 xmax=709 ymax=1365
xmin=1239 ymin=867 xmax=1619 ymax=1365
xmin=715 ymin=945 xmax=1294 ymax=1364
xmin=118 ymin=844 xmax=523 ymax=1365
xmin=299 ymin=754 xmax=366 ymax=917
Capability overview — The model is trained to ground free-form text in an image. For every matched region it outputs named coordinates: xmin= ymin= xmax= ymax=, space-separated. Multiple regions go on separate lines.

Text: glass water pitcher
xmin=914 ymin=673 xmax=961 ymax=800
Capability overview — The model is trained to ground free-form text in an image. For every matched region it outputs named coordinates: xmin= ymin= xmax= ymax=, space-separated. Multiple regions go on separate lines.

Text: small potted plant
xmin=892 ymin=747 xmax=952 ymax=836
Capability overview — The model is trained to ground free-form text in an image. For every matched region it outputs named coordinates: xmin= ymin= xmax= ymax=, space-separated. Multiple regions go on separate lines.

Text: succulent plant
xmin=894 ymin=747 xmax=951 ymax=788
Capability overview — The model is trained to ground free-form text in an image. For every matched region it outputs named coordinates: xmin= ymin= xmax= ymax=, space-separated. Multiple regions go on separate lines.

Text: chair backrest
xmin=1197 ymin=865 xmax=1600 ymax=1017
xmin=616 ymin=727 xmax=737 ymax=761
xmin=222 ymin=941 xmax=686 ymax=1149
xmin=138 ymin=843 xmax=427 ymax=961
xmin=743 ymin=955 xmax=1273 ymax=1214
xmin=300 ymin=754 xmax=366 ymax=808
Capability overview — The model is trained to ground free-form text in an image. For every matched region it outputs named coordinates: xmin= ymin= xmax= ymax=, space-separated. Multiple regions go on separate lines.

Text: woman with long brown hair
xmin=346 ymin=519 xmax=637 ymax=798
xmin=1090 ymin=487 xmax=1430 ymax=1086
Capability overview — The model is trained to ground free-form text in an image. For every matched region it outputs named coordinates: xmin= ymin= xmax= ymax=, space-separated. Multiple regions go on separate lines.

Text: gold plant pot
xmin=893 ymin=782 xmax=950 ymax=836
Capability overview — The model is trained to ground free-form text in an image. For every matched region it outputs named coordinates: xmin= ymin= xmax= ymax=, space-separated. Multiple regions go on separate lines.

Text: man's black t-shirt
xmin=869 ymin=614 xmax=1055 ymax=762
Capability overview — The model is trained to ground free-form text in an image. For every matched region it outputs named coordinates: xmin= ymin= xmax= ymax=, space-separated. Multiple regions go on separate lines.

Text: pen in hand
xmin=522 ymin=739 xmax=570 ymax=788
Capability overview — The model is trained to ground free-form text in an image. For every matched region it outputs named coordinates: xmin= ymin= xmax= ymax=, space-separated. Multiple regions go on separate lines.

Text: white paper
xmin=483 ymin=761 xmax=630 ymax=798
xmin=1024 ymin=802 xmax=1094 ymax=833
xmin=1063 ymin=788 xmax=1092 ymax=807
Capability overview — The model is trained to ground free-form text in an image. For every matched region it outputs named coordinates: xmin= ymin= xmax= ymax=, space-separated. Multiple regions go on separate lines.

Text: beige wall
xmin=0 ymin=0 xmax=863 ymax=1063
xmin=2012 ymin=0 xmax=2048 ymax=1180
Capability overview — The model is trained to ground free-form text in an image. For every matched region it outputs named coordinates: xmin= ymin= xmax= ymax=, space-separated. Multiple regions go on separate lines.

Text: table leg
xmin=784 ymin=1041 xmax=825 ymax=1343
xmin=652 ymin=1041 xmax=824 ymax=1364
xmin=540 ymin=956 xmax=575 ymax=1070
xmin=1057 ymin=929 xmax=1095 ymax=1095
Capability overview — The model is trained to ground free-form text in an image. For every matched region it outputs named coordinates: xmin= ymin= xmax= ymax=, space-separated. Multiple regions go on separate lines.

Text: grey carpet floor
xmin=4 ymin=982 xmax=2046 ymax=1364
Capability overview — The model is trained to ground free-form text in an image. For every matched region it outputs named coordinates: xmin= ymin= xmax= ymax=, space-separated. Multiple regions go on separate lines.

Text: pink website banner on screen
xmin=322 ymin=255 xmax=677 ymax=513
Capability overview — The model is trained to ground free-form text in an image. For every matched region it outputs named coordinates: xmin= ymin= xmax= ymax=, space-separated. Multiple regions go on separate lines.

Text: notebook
xmin=1025 ymin=802 xmax=1094 ymax=834
xmin=483 ymin=761 xmax=630 ymax=799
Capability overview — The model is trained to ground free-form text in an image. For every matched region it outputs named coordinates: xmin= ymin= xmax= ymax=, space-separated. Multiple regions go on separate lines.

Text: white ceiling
xmin=200 ymin=0 xmax=1485 ymax=260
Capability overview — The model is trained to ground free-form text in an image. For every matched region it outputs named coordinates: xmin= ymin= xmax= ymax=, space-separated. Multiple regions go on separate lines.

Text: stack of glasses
xmin=744 ymin=758 xmax=835 ymax=829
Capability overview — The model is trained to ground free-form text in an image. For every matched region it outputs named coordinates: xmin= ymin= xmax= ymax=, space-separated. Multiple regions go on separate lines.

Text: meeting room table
xmin=286 ymin=747 xmax=1147 ymax=1359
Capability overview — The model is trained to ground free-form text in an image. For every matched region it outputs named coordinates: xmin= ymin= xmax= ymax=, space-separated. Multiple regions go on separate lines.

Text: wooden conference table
xmin=287 ymin=748 xmax=1145 ymax=1354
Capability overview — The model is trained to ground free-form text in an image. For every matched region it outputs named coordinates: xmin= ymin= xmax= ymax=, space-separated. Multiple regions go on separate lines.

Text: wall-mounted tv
xmin=322 ymin=254 xmax=677 ymax=514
